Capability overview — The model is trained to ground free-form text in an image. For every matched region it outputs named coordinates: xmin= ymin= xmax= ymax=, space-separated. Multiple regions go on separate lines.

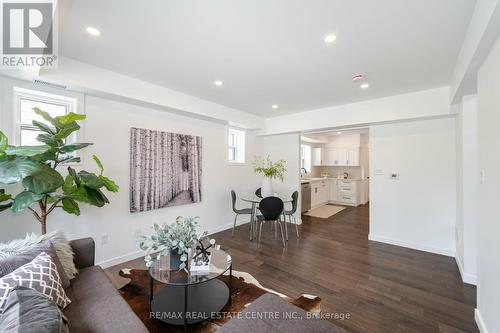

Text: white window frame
xmin=4 ymin=80 xmax=85 ymax=165
xmin=227 ymin=128 xmax=246 ymax=165
xmin=300 ymin=144 xmax=311 ymax=172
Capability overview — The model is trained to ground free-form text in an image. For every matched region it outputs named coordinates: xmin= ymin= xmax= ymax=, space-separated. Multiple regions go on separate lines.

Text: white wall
xmin=0 ymin=85 xmax=263 ymax=267
xmin=455 ymin=95 xmax=478 ymax=285
xmin=369 ymin=118 xmax=457 ymax=256
xmin=263 ymin=134 xmax=301 ymax=223
xmin=475 ymin=33 xmax=500 ymax=333
xmin=264 ymin=87 xmax=451 ymax=135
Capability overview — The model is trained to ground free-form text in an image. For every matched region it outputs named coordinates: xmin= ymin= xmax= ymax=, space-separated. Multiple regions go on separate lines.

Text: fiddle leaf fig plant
xmin=0 ymin=107 xmax=119 ymax=234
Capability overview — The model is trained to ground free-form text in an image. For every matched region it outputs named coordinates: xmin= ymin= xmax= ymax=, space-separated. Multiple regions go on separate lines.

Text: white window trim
xmin=0 ymin=77 xmax=85 ymax=166
xmin=227 ymin=127 xmax=246 ymax=165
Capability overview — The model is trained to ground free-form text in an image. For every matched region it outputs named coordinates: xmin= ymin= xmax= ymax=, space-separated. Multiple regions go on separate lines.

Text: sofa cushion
xmin=218 ymin=294 xmax=346 ymax=333
xmin=0 ymin=239 xmax=70 ymax=289
xmin=0 ymin=286 xmax=68 ymax=333
xmin=0 ymin=252 xmax=71 ymax=312
xmin=64 ymin=266 xmax=148 ymax=333
xmin=0 ymin=231 xmax=78 ymax=280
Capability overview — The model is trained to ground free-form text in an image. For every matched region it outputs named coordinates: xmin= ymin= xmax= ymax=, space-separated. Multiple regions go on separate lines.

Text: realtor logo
xmin=1 ymin=0 xmax=58 ymax=68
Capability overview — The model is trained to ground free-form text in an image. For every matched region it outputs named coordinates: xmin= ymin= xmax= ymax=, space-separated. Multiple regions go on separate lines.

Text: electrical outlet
xmin=101 ymin=235 xmax=109 ymax=245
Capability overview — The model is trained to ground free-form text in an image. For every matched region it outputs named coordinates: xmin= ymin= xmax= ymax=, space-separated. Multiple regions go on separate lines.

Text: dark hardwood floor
xmin=213 ymin=204 xmax=478 ymax=333
xmin=107 ymin=204 xmax=478 ymax=333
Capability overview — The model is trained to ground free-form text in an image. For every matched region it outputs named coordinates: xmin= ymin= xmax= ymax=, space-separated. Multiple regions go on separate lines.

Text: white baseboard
xmin=206 ymin=217 xmax=250 ymax=235
xmin=455 ymin=255 xmax=477 ymax=285
xmin=475 ymin=308 xmax=489 ymax=333
xmin=97 ymin=249 xmax=146 ymax=269
xmin=368 ymin=234 xmax=455 ymax=257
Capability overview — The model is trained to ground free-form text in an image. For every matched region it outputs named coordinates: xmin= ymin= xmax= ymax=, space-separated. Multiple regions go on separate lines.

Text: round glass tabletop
xmin=149 ymin=247 xmax=232 ymax=286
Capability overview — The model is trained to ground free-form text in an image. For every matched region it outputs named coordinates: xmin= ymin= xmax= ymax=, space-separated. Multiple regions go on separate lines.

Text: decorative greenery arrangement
xmin=253 ymin=156 xmax=287 ymax=182
xmin=139 ymin=216 xmax=215 ymax=270
xmin=0 ymin=108 xmax=119 ymax=234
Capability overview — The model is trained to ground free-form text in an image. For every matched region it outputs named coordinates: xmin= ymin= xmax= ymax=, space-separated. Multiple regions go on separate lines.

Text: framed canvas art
xmin=130 ymin=127 xmax=202 ymax=213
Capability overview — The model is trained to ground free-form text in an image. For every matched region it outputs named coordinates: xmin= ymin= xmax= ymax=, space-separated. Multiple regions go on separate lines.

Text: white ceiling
xmin=59 ymin=0 xmax=475 ymax=117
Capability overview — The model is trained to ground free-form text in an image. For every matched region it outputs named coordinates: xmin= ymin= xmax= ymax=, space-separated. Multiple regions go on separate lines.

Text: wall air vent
xmin=33 ymin=79 xmax=67 ymax=90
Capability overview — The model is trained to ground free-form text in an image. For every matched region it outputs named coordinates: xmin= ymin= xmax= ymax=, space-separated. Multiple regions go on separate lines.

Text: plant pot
xmin=261 ymin=177 xmax=273 ymax=197
xmin=169 ymin=250 xmax=183 ymax=270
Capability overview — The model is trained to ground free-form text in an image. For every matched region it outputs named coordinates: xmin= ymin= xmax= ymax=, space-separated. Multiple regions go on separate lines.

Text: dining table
xmin=241 ymin=195 xmax=293 ymax=241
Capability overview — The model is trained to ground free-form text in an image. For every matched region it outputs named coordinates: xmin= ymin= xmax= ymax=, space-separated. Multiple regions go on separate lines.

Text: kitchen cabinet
xmin=322 ymin=147 xmax=360 ymax=166
xmin=312 ymin=148 xmax=322 ymax=166
xmin=311 ymin=179 xmax=329 ymax=207
xmin=329 ymin=179 xmax=361 ymax=206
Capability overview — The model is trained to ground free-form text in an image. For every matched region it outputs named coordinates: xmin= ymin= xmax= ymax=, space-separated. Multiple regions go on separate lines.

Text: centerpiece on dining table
xmin=253 ymin=155 xmax=287 ymax=197
xmin=139 ymin=216 xmax=215 ymax=271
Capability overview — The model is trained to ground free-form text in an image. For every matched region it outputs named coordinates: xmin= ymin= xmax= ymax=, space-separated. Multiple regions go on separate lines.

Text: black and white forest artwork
xmin=130 ymin=127 xmax=202 ymax=213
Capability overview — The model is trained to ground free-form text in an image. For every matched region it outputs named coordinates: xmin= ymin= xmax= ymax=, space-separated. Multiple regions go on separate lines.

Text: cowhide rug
xmin=118 ymin=268 xmax=321 ymax=333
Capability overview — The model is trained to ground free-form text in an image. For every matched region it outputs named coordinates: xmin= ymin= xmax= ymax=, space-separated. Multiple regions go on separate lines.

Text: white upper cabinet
xmin=312 ymin=147 xmax=322 ymax=166
xmin=346 ymin=148 xmax=360 ymax=166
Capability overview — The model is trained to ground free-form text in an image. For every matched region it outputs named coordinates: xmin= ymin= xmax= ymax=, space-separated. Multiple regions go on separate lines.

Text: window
xmin=227 ymin=128 xmax=245 ymax=164
xmin=300 ymin=144 xmax=311 ymax=172
xmin=14 ymin=87 xmax=78 ymax=146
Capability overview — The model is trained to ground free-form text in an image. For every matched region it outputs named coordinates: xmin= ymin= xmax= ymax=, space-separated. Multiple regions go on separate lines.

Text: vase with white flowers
xmin=253 ymin=156 xmax=287 ymax=197
xmin=139 ymin=216 xmax=215 ymax=271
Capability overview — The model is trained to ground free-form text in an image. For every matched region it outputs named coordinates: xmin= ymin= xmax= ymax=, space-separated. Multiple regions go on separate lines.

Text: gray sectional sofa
xmin=65 ymin=238 xmax=148 ymax=333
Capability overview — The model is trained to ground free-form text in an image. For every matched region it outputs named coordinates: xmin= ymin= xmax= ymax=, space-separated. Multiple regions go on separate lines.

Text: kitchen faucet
xmin=300 ymin=168 xmax=308 ymax=178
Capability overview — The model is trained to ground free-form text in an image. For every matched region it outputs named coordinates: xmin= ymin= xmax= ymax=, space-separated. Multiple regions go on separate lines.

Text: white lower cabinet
xmin=311 ymin=180 xmax=330 ymax=207
xmin=329 ymin=179 xmax=360 ymax=206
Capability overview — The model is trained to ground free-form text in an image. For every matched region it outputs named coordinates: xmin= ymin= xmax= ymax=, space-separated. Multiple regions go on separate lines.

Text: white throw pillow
xmin=0 ymin=231 xmax=78 ymax=279
xmin=0 ymin=252 xmax=71 ymax=312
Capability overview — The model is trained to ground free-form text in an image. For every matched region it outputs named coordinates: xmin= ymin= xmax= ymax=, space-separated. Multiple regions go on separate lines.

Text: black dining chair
xmin=231 ymin=190 xmax=252 ymax=236
xmin=284 ymin=191 xmax=299 ymax=238
xmin=255 ymin=188 xmax=262 ymax=198
xmin=257 ymin=197 xmax=285 ymax=247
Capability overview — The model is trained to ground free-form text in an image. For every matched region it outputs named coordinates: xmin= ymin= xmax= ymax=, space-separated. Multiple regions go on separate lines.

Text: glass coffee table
xmin=149 ymin=247 xmax=232 ymax=326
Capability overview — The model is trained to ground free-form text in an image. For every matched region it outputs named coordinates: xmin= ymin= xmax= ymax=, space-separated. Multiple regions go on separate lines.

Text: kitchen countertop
xmin=300 ymin=177 xmax=364 ymax=184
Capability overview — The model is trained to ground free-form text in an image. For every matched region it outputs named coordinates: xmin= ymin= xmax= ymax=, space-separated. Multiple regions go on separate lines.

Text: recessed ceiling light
xmin=360 ymin=83 xmax=370 ymax=89
xmin=214 ymin=80 xmax=223 ymax=86
xmin=337 ymin=131 xmax=342 ymax=135
xmin=272 ymin=105 xmax=279 ymax=109
xmin=86 ymin=27 xmax=101 ymax=36
xmin=324 ymin=34 xmax=337 ymax=43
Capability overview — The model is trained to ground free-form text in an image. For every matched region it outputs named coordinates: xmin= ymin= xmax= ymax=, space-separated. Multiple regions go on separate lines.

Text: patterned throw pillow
xmin=0 ymin=252 xmax=71 ymax=312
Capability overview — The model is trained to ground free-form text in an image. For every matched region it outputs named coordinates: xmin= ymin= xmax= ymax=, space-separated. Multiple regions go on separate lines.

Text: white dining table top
xmin=241 ymin=195 xmax=293 ymax=203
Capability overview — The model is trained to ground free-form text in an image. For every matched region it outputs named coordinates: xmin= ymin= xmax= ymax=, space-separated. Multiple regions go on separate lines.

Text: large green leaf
xmin=33 ymin=107 xmax=61 ymax=128
xmin=71 ymin=186 xmax=108 ymax=207
xmin=55 ymin=122 xmax=80 ymax=140
xmin=67 ymin=167 xmax=81 ymax=187
xmin=0 ymin=156 xmax=40 ymax=184
xmin=99 ymin=175 xmax=119 ymax=192
xmin=58 ymin=156 xmax=81 ymax=165
xmin=56 ymin=112 xmax=86 ymax=125
xmin=22 ymin=164 xmax=64 ymax=194
xmin=11 ymin=191 xmax=43 ymax=212
xmin=92 ymin=155 xmax=104 ymax=175
xmin=78 ymin=171 xmax=104 ymax=189
xmin=62 ymin=174 xmax=75 ymax=194
xmin=36 ymin=133 xmax=60 ymax=147
xmin=32 ymin=120 xmax=55 ymax=134
xmin=59 ymin=143 xmax=92 ymax=153
xmin=5 ymin=145 xmax=50 ymax=157
xmin=61 ymin=197 xmax=80 ymax=215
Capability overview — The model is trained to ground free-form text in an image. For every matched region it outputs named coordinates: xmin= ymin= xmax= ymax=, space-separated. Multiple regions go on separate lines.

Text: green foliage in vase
xmin=139 ymin=216 xmax=216 ymax=271
xmin=0 ymin=108 xmax=119 ymax=234
xmin=252 ymin=155 xmax=287 ymax=182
